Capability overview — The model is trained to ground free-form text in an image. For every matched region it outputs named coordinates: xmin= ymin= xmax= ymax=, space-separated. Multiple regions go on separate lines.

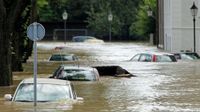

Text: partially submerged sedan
xmin=48 ymin=54 xmax=78 ymax=61
xmin=130 ymin=52 xmax=177 ymax=62
xmin=173 ymin=52 xmax=200 ymax=60
xmin=4 ymin=78 xmax=83 ymax=102
xmin=72 ymin=36 xmax=104 ymax=43
xmin=50 ymin=65 xmax=100 ymax=81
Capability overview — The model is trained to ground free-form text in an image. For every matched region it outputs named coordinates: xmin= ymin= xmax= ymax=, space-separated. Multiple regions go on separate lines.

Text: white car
xmin=4 ymin=78 xmax=83 ymax=102
xmin=72 ymin=36 xmax=104 ymax=43
xmin=130 ymin=52 xmax=177 ymax=62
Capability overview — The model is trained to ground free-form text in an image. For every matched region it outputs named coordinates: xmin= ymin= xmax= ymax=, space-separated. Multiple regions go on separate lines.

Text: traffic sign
xmin=26 ymin=22 xmax=45 ymax=106
xmin=27 ymin=22 xmax=45 ymax=41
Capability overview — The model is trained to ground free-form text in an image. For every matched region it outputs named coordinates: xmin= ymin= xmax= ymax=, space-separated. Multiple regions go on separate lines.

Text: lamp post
xmin=147 ymin=8 xmax=153 ymax=17
xmin=62 ymin=10 xmax=68 ymax=44
xmin=108 ymin=12 xmax=113 ymax=42
xmin=190 ymin=2 xmax=198 ymax=53
xmin=147 ymin=8 xmax=155 ymax=45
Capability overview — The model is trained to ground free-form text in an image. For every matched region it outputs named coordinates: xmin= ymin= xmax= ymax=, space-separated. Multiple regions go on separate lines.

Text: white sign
xmin=27 ymin=22 xmax=45 ymax=41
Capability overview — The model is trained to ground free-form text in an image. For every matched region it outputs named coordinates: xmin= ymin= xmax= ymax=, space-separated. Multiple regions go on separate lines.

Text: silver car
xmin=48 ymin=54 xmax=78 ymax=61
xmin=50 ymin=65 xmax=100 ymax=81
xmin=130 ymin=52 xmax=177 ymax=62
xmin=4 ymin=78 xmax=83 ymax=102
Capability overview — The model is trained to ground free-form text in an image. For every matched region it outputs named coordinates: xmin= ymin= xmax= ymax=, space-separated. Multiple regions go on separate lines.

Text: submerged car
xmin=49 ymin=54 xmax=78 ymax=61
xmin=130 ymin=52 xmax=177 ymax=62
xmin=50 ymin=65 xmax=100 ymax=81
xmin=173 ymin=52 xmax=200 ymax=60
xmin=72 ymin=36 xmax=104 ymax=43
xmin=4 ymin=78 xmax=83 ymax=102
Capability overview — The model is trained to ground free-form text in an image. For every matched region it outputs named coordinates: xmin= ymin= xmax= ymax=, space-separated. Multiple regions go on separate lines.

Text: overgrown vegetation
xmin=38 ymin=0 xmax=156 ymax=40
xmin=0 ymin=0 xmax=156 ymax=86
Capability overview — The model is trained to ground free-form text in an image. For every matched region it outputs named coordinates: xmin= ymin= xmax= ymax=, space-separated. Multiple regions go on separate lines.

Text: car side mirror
xmin=4 ymin=94 xmax=12 ymax=101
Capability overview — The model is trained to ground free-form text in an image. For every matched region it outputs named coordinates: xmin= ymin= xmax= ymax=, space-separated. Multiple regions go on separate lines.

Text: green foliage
xmin=38 ymin=0 xmax=90 ymax=22
xmin=38 ymin=0 xmax=156 ymax=40
xmin=86 ymin=0 xmax=121 ymax=37
xmin=130 ymin=0 xmax=156 ymax=39
xmin=86 ymin=0 xmax=140 ymax=39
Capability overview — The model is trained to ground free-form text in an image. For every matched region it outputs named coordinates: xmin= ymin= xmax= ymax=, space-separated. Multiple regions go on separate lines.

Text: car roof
xmin=21 ymin=78 xmax=70 ymax=85
xmin=59 ymin=64 xmax=96 ymax=70
xmin=60 ymin=65 xmax=95 ymax=70
xmin=51 ymin=54 xmax=74 ymax=56
xmin=140 ymin=52 xmax=174 ymax=56
xmin=73 ymin=36 xmax=94 ymax=38
xmin=173 ymin=52 xmax=197 ymax=54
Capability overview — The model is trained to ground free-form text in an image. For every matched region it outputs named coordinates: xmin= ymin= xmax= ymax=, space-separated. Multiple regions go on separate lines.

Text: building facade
xmin=158 ymin=0 xmax=200 ymax=53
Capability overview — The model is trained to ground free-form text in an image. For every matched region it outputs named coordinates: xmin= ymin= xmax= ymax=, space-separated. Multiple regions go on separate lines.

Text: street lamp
xmin=190 ymin=2 xmax=198 ymax=53
xmin=62 ymin=10 xmax=68 ymax=44
xmin=108 ymin=12 xmax=113 ymax=42
xmin=147 ymin=8 xmax=155 ymax=45
xmin=147 ymin=8 xmax=153 ymax=17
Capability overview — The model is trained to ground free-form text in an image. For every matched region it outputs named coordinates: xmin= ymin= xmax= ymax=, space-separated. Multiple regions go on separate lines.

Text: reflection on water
xmin=1 ymin=42 xmax=200 ymax=112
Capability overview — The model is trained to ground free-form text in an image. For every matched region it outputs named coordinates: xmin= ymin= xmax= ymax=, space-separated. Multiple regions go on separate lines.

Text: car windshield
xmin=14 ymin=83 xmax=71 ymax=102
xmin=180 ymin=54 xmax=194 ymax=60
xmin=58 ymin=69 xmax=96 ymax=81
xmin=72 ymin=36 xmax=98 ymax=42
xmin=185 ymin=53 xmax=200 ymax=59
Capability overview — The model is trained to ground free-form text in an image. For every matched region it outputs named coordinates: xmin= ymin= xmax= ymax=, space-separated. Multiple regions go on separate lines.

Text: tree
xmin=86 ymin=0 xmax=140 ymax=40
xmin=129 ymin=0 xmax=156 ymax=40
xmin=0 ymin=0 xmax=31 ymax=86
xmin=38 ymin=0 xmax=141 ymax=40
xmin=86 ymin=0 xmax=121 ymax=38
xmin=38 ymin=0 xmax=91 ymax=22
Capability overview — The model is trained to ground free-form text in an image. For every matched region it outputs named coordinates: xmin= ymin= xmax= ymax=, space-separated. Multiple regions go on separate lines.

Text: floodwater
xmin=1 ymin=42 xmax=200 ymax=112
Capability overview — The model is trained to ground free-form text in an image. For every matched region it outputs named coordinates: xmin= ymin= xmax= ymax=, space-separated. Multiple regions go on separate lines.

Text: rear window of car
xmin=59 ymin=70 xmax=96 ymax=81
xmin=49 ymin=55 xmax=74 ymax=61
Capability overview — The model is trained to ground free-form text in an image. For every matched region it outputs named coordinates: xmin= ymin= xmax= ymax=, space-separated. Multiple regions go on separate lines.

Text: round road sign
xmin=27 ymin=22 xmax=45 ymax=41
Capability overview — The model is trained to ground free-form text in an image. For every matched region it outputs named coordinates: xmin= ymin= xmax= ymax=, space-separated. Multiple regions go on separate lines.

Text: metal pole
xmin=109 ymin=22 xmax=111 ymax=42
xmin=33 ymin=41 xmax=37 ymax=106
xmin=31 ymin=0 xmax=37 ymax=107
xmin=31 ymin=0 xmax=37 ymax=22
xmin=33 ymin=23 xmax=37 ymax=107
xmin=64 ymin=20 xmax=66 ymax=44
xmin=193 ymin=17 xmax=196 ymax=53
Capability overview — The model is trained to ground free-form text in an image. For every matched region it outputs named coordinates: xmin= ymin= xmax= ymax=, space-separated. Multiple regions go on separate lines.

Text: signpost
xmin=27 ymin=22 xmax=45 ymax=106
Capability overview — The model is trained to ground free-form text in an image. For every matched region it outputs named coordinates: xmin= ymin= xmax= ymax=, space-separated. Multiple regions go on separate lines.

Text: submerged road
xmin=1 ymin=42 xmax=200 ymax=112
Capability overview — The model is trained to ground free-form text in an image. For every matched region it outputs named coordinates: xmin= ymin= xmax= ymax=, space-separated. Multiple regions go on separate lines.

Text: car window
xmin=63 ymin=71 xmax=96 ymax=81
xmin=130 ymin=54 xmax=140 ymax=61
xmin=139 ymin=54 xmax=152 ymax=62
xmin=156 ymin=55 xmax=173 ymax=62
xmin=186 ymin=53 xmax=200 ymax=59
xmin=174 ymin=54 xmax=181 ymax=59
xmin=14 ymin=83 xmax=71 ymax=102
xmin=180 ymin=54 xmax=194 ymax=60
xmin=49 ymin=55 xmax=74 ymax=61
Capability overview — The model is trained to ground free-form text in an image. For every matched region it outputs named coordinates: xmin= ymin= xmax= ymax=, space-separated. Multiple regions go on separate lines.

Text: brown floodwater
xmin=1 ymin=42 xmax=200 ymax=112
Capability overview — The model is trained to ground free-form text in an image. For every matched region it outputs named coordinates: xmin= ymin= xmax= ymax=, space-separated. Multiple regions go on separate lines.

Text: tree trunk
xmin=0 ymin=19 xmax=12 ymax=86
xmin=0 ymin=0 xmax=31 ymax=86
xmin=12 ymin=33 xmax=23 ymax=71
